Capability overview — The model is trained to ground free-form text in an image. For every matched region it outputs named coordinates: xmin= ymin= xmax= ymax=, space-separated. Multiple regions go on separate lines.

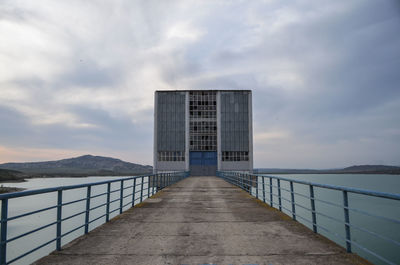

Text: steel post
xmin=343 ymin=191 xmax=352 ymax=253
xmin=262 ymin=176 xmax=266 ymax=203
xmin=85 ymin=186 xmax=91 ymax=234
xmin=277 ymin=179 xmax=282 ymax=211
xmin=309 ymin=185 xmax=317 ymax=233
xmin=256 ymin=175 xmax=259 ymax=199
xmin=269 ymin=178 xmax=273 ymax=207
xmin=106 ymin=183 xmax=111 ymax=221
xmin=120 ymin=180 xmax=124 ymax=214
xmin=132 ymin=178 xmax=136 ymax=207
xmin=290 ymin=181 xmax=296 ymax=220
xmin=140 ymin=176 xmax=144 ymax=203
xmin=147 ymin=176 xmax=151 ymax=198
xmin=56 ymin=190 xmax=62 ymax=251
xmin=1 ymin=199 xmax=8 ymax=265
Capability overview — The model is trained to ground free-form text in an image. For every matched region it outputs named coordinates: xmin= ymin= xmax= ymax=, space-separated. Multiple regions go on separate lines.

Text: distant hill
xmin=253 ymin=168 xmax=322 ymax=174
xmin=254 ymin=165 xmax=400 ymax=175
xmin=0 ymin=168 xmax=28 ymax=182
xmin=340 ymin=165 xmax=400 ymax=174
xmin=0 ymin=155 xmax=153 ymax=181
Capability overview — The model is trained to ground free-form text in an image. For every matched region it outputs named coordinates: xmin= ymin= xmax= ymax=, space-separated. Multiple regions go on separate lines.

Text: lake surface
xmin=255 ymin=174 xmax=400 ymax=265
xmin=1 ymin=176 xmax=152 ymax=265
xmin=1 ymin=174 xmax=399 ymax=265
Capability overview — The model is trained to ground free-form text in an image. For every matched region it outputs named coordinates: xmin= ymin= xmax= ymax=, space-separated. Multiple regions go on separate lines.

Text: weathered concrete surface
xmin=35 ymin=176 xmax=370 ymax=265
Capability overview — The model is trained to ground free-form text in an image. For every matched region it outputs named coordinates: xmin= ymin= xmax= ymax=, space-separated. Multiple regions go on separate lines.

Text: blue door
xmin=190 ymin=151 xmax=217 ymax=176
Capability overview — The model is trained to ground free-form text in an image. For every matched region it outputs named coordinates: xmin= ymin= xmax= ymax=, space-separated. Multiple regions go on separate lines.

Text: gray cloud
xmin=0 ymin=0 xmax=399 ymax=167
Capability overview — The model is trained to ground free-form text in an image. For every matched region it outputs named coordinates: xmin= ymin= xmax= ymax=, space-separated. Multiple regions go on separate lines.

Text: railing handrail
xmin=0 ymin=171 xmax=190 ymax=265
xmin=217 ymin=170 xmax=400 ymax=265
xmin=248 ymin=172 xmax=400 ymax=200
xmin=0 ymin=172 xmax=183 ymax=200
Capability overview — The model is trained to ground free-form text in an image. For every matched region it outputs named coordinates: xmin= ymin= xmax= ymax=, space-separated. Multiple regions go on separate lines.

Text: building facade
xmin=154 ymin=90 xmax=253 ymax=176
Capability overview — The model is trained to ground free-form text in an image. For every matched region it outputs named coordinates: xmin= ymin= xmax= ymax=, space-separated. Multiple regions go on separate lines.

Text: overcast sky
xmin=1 ymin=0 xmax=399 ymax=168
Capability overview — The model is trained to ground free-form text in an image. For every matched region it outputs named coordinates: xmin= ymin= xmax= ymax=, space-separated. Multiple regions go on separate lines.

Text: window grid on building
xmin=189 ymin=91 xmax=217 ymax=151
xmin=158 ymin=151 xmax=185 ymax=162
xmin=222 ymin=151 xmax=249 ymax=161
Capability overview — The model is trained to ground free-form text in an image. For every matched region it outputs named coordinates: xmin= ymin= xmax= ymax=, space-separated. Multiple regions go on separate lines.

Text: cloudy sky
xmin=0 ymin=0 xmax=399 ymax=168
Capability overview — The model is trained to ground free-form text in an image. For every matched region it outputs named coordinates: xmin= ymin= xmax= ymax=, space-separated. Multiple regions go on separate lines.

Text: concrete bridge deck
xmin=36 ymin=176 xmax=368 ymax=265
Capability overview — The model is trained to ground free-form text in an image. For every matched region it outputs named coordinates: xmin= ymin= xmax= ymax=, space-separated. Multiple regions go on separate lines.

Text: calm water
xmin=1 ymin=176 xmax=152 ymax=265
xmin=255 ymin=174 xmax=400 ymax=265
xmin=1 ymin=174 xmax=399 ymax=265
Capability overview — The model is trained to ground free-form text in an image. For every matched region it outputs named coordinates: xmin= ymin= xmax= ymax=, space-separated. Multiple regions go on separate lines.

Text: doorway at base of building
xmin=189 ymin=151 xmax=217 ymax=176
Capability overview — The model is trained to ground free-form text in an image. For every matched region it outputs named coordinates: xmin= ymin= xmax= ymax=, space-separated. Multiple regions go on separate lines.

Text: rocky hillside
xmin=0 ymin=155 xmax=153 ymax=180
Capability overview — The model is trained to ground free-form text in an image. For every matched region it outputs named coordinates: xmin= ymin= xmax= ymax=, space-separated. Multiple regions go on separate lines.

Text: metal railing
xmin=0 ymin=171 xmax=189 ymax=265
xmin=217 ymin=171 xmax=400 ymax=265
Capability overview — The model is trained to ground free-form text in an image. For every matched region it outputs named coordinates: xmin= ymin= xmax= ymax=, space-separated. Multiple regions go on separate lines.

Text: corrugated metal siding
xmin=156 ymin=92 xmax=186 ymax=152
xmin=220 ymin=91 xmax=249 ymax=152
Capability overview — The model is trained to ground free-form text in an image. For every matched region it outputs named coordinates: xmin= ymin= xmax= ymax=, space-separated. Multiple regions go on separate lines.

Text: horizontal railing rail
xmin=217 ymin=171 xmax=400 ymax=265
xmin=0 ymin=171 xmax=189 ymax=265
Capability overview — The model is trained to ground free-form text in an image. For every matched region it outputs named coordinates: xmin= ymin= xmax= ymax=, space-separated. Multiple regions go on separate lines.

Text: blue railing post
xmin=120 ymin=180 xmax=124 ymax=214
xmin=140 ymin=176 xmax=144 ymax=203
xmin=56 ymin=190 xmax=62 ymax=251
xmin=256 ymin=175 xmax=259 ymax=199
xmin=151 ymin=175 xmax=155 ymax=196
xmin=290 ymin=181 xmax=296 ymax=220
xmin=106 ymin=183 xmax=111 ymax=222
xmin=277 ymin=179 xmax=282 ymax=211
xmin=132 ymin=178 xmax=136 ymax=207
xmin=343 ymin=191 xmax=352 ymax=253
xmin=269 ymin=178 xmax=273 ymax=207
xmin=247 ymin=173 xmax=250 ymax=193
xmin=309 ymin=185 xmax=317 ymax=233
xmin=148 ymin=176 xmax=151 ymax=198
xmin=1 ymin=199 xmax=8 ymax=265
xmin=85 ymin=186 xmax=91 ymax=234
xmin=262 ymin=176 xmax=266 ymax=203
xmin=155 ymin=174 xmax=158 ymax=192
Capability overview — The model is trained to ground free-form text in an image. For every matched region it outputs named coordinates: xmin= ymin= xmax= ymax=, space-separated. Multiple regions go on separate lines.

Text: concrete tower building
xmin=154 ymin=90 xmax=253 ymax=176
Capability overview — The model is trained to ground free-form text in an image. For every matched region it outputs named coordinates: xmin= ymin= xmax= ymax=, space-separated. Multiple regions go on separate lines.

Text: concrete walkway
xmin=36 ymin=177 xmax=369 ymax=265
